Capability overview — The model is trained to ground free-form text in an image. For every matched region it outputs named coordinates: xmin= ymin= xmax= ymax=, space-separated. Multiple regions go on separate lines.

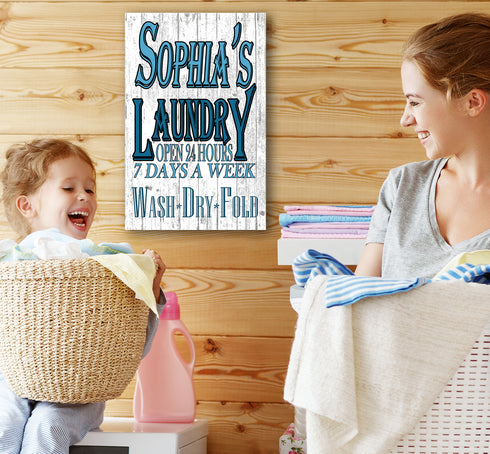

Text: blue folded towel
xmin=279 ymin=214 xmax=372 ymax=227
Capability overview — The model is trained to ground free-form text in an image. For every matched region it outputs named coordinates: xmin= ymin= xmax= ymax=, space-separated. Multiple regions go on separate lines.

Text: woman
xmin=356 ymin=13 xmax=490 ymax=278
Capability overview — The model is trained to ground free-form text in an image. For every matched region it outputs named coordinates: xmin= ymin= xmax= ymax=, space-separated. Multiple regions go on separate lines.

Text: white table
xmin=72 ymin=418 xmax=208 ymax=454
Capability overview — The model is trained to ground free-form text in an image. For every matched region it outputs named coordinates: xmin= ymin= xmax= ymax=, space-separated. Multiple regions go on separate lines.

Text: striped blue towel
xmin=324 ymin=275 xmax=429 ymax=307
xmin=292 ymin=249 xmax=490 ymax=308
xmin=292 ymin=249 xmax=353 ymax=287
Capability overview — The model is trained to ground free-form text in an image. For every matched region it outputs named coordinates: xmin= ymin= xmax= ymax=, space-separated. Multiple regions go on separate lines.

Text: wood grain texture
xmin=118 ymin=335 xmax=294 ymax=402
xmin=0 ymin=69 xmax=124 ymax=134
xmin=0 ymin=67 xmax=408 ymax=136
xmin=161 ymin=269 xmax=297 ymax=336
xmin=0 ymin=3 xmax=488 ymax=69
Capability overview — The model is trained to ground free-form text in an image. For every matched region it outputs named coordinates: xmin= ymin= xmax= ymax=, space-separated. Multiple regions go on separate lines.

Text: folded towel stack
xmin=279 ymin=205 xmax=375 ymax=239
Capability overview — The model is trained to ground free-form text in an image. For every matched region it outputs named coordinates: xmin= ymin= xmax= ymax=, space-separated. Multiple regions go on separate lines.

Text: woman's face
xmin=400 ymin=60 xmax=468 ymax=160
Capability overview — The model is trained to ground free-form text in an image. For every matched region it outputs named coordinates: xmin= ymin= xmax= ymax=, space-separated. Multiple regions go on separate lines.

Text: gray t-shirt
xmin=366 ymin=158 xmax=490 ymax=279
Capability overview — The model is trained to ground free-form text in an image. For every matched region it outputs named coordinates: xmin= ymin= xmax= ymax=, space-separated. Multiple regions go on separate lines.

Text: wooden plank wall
xmin=0 ymin=1 xmax=488 ymax=453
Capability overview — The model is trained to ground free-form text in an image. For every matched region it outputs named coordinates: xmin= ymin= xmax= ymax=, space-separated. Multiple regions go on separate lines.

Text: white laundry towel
xmin=284 ymin=276 xmax=490 ymax=454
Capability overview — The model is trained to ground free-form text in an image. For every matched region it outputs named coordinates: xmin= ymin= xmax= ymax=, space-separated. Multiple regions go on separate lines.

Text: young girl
xmin=0 ymin=138 xmax=166 ymax=453
xmin=356 ymin=13 xmax=490 ymax=278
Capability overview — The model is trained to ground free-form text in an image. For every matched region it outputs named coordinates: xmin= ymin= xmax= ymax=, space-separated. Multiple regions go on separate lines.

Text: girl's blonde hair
xmin=403 ymin=13 xmax=490 ymax=100
xmin=1 ymin=139 xmax=96 ymax=238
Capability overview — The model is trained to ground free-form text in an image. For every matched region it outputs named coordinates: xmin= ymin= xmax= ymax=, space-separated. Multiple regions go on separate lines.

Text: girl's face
xmin=19 ymin=156 xmax=97 ymax=239
xmin=400 ymin=60 xmax=468 ymax=160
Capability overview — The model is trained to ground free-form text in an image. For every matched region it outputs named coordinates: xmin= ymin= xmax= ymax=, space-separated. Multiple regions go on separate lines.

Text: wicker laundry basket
xmin=0 ymin=258 xmax=149 ymax=404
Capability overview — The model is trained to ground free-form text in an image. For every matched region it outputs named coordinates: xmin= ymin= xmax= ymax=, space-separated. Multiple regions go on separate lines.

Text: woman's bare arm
xmin=355 ymin=243 xmax=383 ymax=277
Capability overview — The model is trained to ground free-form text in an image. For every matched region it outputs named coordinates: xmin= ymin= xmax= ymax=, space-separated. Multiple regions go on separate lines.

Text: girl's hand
xmin=142 ymin=249 xmax=166 ymax=303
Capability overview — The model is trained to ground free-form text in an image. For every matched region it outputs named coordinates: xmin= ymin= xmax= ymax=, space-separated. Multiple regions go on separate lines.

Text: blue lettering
xmin=134 ymin=22 xmax=159 ymax=89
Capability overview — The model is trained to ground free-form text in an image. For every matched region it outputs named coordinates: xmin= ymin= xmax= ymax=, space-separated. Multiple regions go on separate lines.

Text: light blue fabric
xmin=0 ymin=228 xmax=133 ymax=262
xmin=324 ymin=275 xmax=429 ymax=307
xmin=292 ymin=249 xmax=490 ymax=308
xmin=279 ymin=214 xmax=372 ymax=227
xmin=0 ymin=371 xmax=104 ymax=454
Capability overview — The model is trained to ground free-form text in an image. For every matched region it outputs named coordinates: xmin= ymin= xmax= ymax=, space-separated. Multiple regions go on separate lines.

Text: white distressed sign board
xmin=125 ymin=13 xmax=266 ymax=230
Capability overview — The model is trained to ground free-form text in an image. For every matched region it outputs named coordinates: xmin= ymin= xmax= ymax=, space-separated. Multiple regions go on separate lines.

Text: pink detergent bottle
xmin=133 ymin=292 xmax=196 ymax=423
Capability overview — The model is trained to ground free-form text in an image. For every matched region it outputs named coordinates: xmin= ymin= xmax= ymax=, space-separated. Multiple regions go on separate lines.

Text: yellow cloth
xmin=435 ymin=249 xmax=490 ymax=277
xmin=92 ymin=254 xmax=158 ymax=314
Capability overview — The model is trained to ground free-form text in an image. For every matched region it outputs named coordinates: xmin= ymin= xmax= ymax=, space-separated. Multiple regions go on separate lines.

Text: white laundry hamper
xmin=283 ymin=318 xmax=490 ymax=453
xmin=392 ymin=317 xmax=490 ymax=453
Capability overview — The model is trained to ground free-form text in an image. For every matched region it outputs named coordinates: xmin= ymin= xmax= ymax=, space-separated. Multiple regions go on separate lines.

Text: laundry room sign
xmin=125 ymin=12 xmax=266 ymax=230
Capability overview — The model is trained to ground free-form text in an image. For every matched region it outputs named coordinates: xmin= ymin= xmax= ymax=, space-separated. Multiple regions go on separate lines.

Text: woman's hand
xmin=142 ymin=249 xmax=166 ymax=302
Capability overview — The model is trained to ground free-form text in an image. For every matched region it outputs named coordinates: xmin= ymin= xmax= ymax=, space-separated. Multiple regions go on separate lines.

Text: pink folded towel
xmin=285 ymin=205 xmax=375 ymax=217
xmin=287 ymin=222 xmax=370 ymax=231
xmin=281 ymin=230 xmax=368 ymax=239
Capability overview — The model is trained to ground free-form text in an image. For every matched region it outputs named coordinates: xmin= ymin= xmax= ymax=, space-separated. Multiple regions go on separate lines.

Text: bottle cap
xmin=160 ymin=292 xmax=180 ymax=320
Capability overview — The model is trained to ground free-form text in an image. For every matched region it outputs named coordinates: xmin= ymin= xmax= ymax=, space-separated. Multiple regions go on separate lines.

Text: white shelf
xmin=74 ymin=418 xmax=208 ymax=454
xmin=277 ymin=238 xmax=365 ymax=266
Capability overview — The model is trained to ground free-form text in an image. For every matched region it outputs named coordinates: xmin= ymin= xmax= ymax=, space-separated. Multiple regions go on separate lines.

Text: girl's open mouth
xmin=68 ymin=211 xmax=89 ymax=228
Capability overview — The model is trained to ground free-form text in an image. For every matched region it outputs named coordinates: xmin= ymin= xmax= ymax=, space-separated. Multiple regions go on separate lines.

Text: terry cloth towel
xmin=283 ymin=276 xmax=490 ymax=454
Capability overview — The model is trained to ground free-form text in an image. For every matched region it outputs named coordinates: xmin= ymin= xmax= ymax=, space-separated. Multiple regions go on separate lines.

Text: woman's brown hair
xmin=403 ymin=13 xmax=490 ymax=100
